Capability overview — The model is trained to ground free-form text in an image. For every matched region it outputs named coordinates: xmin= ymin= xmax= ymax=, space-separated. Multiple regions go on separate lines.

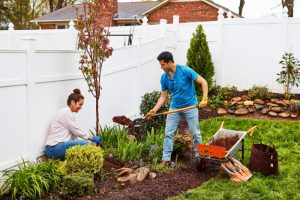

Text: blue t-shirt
xmin=161 ymin=64 xmax=199 ymax=109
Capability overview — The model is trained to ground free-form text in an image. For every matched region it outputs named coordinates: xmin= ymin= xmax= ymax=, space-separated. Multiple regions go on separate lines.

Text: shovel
xmin=132 ymin=105 xmax=199 ymax=124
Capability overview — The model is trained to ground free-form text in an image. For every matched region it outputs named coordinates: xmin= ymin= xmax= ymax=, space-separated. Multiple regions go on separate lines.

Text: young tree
xmin=276 ymin=52 xmax=300 ymax=99
xmin=76 ymin=0 xmax=113 ymax=135
xmin=187 ymin=24 xmax=214 ymax=96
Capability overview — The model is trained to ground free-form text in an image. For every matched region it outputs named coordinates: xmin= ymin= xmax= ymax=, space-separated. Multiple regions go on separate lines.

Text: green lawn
xmin=173 ymin=117 xmax=300 ymax=200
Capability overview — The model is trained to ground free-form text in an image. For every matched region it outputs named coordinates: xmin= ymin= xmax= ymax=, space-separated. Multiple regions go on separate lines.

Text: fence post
xmin=282 ymin=7 xmax=289 ymax=52
xmin=68 ymin=20 xmax=78 ymax=50
xmin=141 ymin=16 xmax=148 ymax=42
xmin=216 ymin=8 xmax=224 ymax=86
xmin=8 ymin=22 xmax=14 ymax=49
xmin=22 ymin=37 xmax=37 ymax=161
xmin=172 ymin=15 xmax=179 ymax=50
xmin=134 ymin=37 xmax=142 ymax=116
xmin=160 ymin=19 xmax=167 ymax=50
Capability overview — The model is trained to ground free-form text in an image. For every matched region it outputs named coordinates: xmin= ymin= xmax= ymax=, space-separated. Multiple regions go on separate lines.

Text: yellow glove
xmin=199 ymin=96 xmax=208 ymax=108
xmin=145 ymin=109 xmax=156 ymax=120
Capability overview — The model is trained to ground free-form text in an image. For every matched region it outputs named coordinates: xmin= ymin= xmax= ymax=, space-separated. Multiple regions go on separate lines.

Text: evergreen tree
xmin=187 ymin=24 xmax=215 ymax=96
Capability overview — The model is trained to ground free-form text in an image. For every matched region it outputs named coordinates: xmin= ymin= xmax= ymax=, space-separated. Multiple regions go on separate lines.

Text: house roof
xmin=31 ymin=0 xmax=240 ymax=23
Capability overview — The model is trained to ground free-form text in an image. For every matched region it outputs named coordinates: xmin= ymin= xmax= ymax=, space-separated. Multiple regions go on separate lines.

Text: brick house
xmin=31 ymin=0 xmax=240 ymax=29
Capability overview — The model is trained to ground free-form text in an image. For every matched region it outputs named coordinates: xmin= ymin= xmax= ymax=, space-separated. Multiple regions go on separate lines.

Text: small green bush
xmin=140 ymin=91 xmax=171 ymax=137
xmin=173 ymin=134 xmax=193 ymax=157
xmin=62 ymin=171 xmax=94 ymax=196
xmin=0 ymin=159 xmax=60 ymax=199
xmin=208 ymin=85 xmax=237 ymax=108
xmin=248 ymin=85 xmax=271 ymax=100
xmin=65 ymin=145 xmax=104 ymax=174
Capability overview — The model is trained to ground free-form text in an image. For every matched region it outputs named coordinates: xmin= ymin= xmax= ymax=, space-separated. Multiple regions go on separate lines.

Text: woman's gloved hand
xmin=91 ymin=136 xmax=101 ymax=144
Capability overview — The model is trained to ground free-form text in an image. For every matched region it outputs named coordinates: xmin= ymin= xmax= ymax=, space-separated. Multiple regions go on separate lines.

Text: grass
xmin=173 ymin=117 xmax=300 ymax=200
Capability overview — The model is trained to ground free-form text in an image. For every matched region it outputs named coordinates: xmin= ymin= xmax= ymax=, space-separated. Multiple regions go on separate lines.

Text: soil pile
xmin=210 ymin=135 xmax=240 ymax=151
xmin=112 ymin=116 xmax=133 ymax=126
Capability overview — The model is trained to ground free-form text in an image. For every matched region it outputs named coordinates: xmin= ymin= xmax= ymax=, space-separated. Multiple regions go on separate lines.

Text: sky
xmin=117 ymin=0 xmax=300 ymax=18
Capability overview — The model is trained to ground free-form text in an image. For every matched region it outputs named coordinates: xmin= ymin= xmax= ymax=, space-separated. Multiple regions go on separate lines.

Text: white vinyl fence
xmin=1 ymin=8 xmax=300 ymax=171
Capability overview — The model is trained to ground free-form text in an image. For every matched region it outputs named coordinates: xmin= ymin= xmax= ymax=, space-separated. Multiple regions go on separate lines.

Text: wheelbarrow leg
xmin=241 ymin=139 xmax=244 ymax=162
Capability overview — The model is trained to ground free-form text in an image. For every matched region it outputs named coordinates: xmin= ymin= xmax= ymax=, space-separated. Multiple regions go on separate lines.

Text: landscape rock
xmin=232 ymin=97 xmax=242 ymax=102
xmin=291 ymin=112 xmax=299 ymax=118
xmin=270 ymin=106 xmax=283 ymax=113
xmin=268 ymin=111 xmax=278 ymax=117
xmin=290 ymin=99 xmax=300 ymax=105
xmin=271 ymin=99 xmax=279 ymax=103
xmin=235 ymin=108 xmax=249 ymax=115
xmin=241 ymin=95 xmax=250 ymax=101
xmin=278 ymin=112 xmax=290 ymax=118
xmin=248 ymin=107 xmax=256 ymax=113
xmin=261 ymin=108 xmax=269 ymax=114
xmin=227 ymin=108 xmax=236 ymax=114
xmin=267 ymin=103 xmax=279 ymax=107
xmin=244 ymin=101 xmax=254 ymax=106
xmin=254 ymin=99 xmax=264 ymax=105
xmin=236 ymin=104 xmax=245 ymax=109
xmin=254 ymin=104 xmax=264 ymax=110
xmin=218 ymin=108 xmax=227 ymax=115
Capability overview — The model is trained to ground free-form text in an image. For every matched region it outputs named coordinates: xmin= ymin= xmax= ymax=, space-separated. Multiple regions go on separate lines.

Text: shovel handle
xmin=246 ymin=126 xmax=258 ymax=136
xmin=154 ymin=105 xmax=199 ymax=116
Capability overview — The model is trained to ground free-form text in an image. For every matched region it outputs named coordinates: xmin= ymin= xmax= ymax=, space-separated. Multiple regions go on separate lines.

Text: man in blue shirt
xmin=145 ymin=51 xmax=208 ymax=166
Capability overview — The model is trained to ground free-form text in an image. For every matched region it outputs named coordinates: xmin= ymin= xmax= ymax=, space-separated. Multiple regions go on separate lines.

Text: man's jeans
xmin=45 ymin=140 xmax=89 ymax=159
xmin=162 ymin=108 xmax=202 ymax=161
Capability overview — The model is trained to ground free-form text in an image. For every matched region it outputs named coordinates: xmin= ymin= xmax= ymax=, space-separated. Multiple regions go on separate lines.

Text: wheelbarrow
xmin=195 ymin=122 xmax=257 ymax=174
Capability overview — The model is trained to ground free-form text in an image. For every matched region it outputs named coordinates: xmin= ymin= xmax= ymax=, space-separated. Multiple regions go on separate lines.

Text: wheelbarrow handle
xmin=154 ymin=105 xmax=199 ymax=116
xmin=246 ymin=126 xmax=258 ymax=136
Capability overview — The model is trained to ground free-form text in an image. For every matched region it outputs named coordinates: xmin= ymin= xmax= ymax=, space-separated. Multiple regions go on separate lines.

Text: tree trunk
xmin=49 ymin=0 xmax=54 ymax=12
xmin=239 ymin=0 xmax=245 ymax=16
xmin=57 ymin=0 xmax=64 ymax=10
xmin=96 ymin=94 xmax=99 ymax=137
xmin=282 ymin=0 xmax=294 ymax=17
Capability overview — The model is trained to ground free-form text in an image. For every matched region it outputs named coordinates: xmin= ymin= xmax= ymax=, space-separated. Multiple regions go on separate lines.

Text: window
xmin=57 ymin=25 xmax=66 ymax=29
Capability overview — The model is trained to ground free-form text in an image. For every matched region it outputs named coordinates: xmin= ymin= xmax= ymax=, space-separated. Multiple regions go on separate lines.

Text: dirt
xmin=209 ymin=135 xmax=240 ymax=151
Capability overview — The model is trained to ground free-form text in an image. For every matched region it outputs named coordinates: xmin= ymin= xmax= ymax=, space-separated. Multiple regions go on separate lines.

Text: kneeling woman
xmin=45 ymin=88 xmax=100 ymax=159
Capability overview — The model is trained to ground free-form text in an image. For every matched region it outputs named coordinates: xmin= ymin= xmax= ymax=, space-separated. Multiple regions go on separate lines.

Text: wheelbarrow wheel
xmin=196 ymin=157 xmax=206 ymax=172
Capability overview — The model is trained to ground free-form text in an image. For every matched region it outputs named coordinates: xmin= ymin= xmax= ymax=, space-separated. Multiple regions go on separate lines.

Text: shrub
xmin=0 ymin=159 xmax=60 ymax=199
xmin=65 ymin=145 xmax=104 ymax=174
xmin=62 ymin=171 xmax=94 ymax=196
xmin=208 ymin=85 xmax=237 ymax=108
xmin=172 ymin=133 xmax=193 ymax=157
xmin=187 ymin=24 xmax=215 ymax=94
xmin=276 ymin=51 xmax=300 ymax=99
xmin=248 ymin=85 xmax=271 ymax=100
xmin=140 ymin=91 xmax=171 ymax=137
xmin=97 ymin=126 xmax=128 ymax=151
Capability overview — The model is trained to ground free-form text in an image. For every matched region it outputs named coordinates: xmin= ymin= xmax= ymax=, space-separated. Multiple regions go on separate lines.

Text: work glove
xmin=145 ymin=109 xmax=156 ymax=120
xmin=91 ymin=136 xmax=101 ymax=145
xmin=198 ymin=96 xmax=208 ymax=108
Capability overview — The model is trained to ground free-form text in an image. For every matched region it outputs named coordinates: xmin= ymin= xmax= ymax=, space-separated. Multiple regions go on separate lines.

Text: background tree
xmin=76 ymin=0 xmax=113 ymax=135
xmin=187 ymin=24 xmax=215 ymax=96
xmin=282 ymin=0 xmax=294 ymax=17
xmin=0 ymin=0 xmax=10 ymax=29
xmin=238 ymin=0 xmax=245 ymax=16
xmin=6 ymin=0 xmax=32 ymax=29
xmin=48 ymin=0 xmax=76 ymax=12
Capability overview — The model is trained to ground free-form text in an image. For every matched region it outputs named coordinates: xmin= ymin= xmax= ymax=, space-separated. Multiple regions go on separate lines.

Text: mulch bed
xmin=2 ymin=93 xmax=299 ymax=200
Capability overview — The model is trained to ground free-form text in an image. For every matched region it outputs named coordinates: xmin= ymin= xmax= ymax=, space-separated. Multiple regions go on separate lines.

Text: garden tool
xmin=221 ymin=159 xmax=252 ymax=182
xmin=140 ymin=105 xmax=199 ymax=121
